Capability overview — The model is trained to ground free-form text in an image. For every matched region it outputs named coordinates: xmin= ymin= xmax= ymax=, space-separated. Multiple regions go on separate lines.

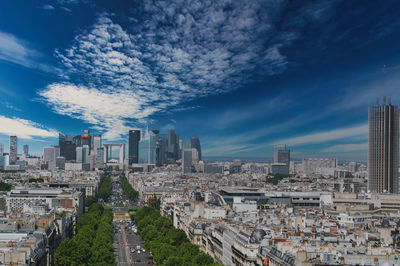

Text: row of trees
xmin=120 ymin=175 xmax=139 ymax=200
xmin=135 ymin=207 xmax=221 ymax=266
xmin=0 ymin=181 xmax=11 ymax=191
xmin=54 ymin=204 xmax=116 ymax=266
xmin=98 ymin=175 xmax=112 ymax=201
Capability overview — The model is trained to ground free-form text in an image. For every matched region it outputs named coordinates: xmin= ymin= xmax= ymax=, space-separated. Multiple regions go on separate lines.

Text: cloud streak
xmin=277 ymin=124 xmax=368 ymax=146
xmin=0 ymin=31 xmax=56 ymax=73
xmin=0 ymin=115 xmax=58 ymax=139
xmin=40 ymin=0 xmax=327 ymax=139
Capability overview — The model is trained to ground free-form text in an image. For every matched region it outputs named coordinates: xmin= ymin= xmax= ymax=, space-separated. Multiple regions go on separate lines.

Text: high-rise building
xmin=0 ymin=143 xmax=4 ymax=155
xmin=23 ymin=145 xmax=29 ymax=156
xmin=274 ymin=144 xmax=290 ymax=165
xmin=76 ymin=147 xmax=83 ymax=163
xmin=190 ymin=136 xmax=202 ymax=162
xmin=73 ymin=135 xmax=82 ymax=147
xmin=138 ymin=127 xmax=157 ymax=164
xmin=96 ymin=148 xmax=105 ymax=169
xmin=138 ymin=139 xmax=149 ymax=164
xmin=91 ymin=134 xmax=102 ymax=155
xmin=9 ymin=136 xmax=17 ymax=165
xmin=182 ymin=149 xmax=192 ymax=173
xmin=82 ymin=145 xmax=89 ymax=164
xmin=155 ymin=134 xmax=167 ymax=166
xmin=44 ymin=146 xmax=60 ymax=170
xmin=368 ymin=97 xmax=399 ymax=194
xmin=81 ymin=130 xmax=91 ymax=154
xmin=168 ymin=129 xmax=179 ymax=161
xmin=128 ymin=130 xmax=140 ymax=165
xmin=59 ymin=137 xmax=76 ymax=161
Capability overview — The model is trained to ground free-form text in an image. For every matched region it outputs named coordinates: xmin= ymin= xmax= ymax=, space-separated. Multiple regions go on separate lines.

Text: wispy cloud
xmin=42 ymin=4 xmax=55 ymax=10
xmin=323 ymin=142 xmax=368 ymax=153
xmin=41 ymin=1 xmax=342 ymax=139
xmin=0 ymin=115 xmax=58 ymax=139
xmin=276 ymin=124 xmax=368 ymax=146
xmin=0 ymin=31 xmax=56 ymax=73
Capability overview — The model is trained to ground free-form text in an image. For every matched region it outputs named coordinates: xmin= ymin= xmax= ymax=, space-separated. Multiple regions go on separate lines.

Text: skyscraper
xmin=274 ymin=144 xmax=290 ymax=165
xmin=190 ymin=136 xmax=202 ymax=161
xmin=368 ymin=97 xmax=399 ymax=194
xmin=128 ymin=130 xmax=140 ymax=165
xmin=168 ymin=129 xmax=178 ymax=161
xmin=0 ymin=143 xmax=4 ymax=155
xmin=59 ymin=133 xmax=76 ymax=160
xmin=23 ymin=145 xmax=29 ymax=156
xmin=182 ymin=141 xmax=192 ymax=173
xmin=44 ymin=146 xmax=60 ymax=170
xmin=9 ymin=136 xmax=17 ymax=165
xmin=91 ymin=134 xmax=102 ymax=155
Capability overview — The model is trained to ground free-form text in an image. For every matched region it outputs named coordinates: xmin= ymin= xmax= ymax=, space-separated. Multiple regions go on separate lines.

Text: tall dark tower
xmin=128 ymin=130 xmax=141 ymax=165
xmin=368 ymin=97 xmax=399 ymax=193
xmin=191 ymin=136 xmax=202 ymax=161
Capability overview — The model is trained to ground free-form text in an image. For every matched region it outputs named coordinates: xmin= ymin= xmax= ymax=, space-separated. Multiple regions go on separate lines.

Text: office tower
xmin=138 ymin=139 xmax=149 ymax=164
xmin=155 ymin=134 xmax=167 ymax=166
xmin=44 ymin=146 xmax=60 ymax=170
xmin=192 ymin=148 xmax=199 ymax=165
xmin=168 ymin=129 xmax=179 ymax=161
xmin=368 ymin=97 xmax=399 ymax=193
xmin=91 ymin=134 xmax=102 ymax=155
xmin=81 ymin=130 xmax=91 ymax=153
xmin=9 ymin=136 xmax=17 ymax=165
xmin=82 ymin=145 xmax=89 ymax=164
xmin=0 ymin=143 xmax=3 ymax=155
xmin=128 ymin=130 xmax=141 ymax=165
xmin=96 ymin=148 xmax=105 ymax=169
xmin=76 ymin=147 xmax=83 ymax=163
xmin=138 ymin=126 xmax=157 ymax=164
xmin=182 ymin=149 xmax=192 ymax=173
xmin=73 ymin=135 xmax=82 ymax=147
xmin=23 ymin=145 xmax=29 ymax=156
xmin=274 ymin=144 xmax=290 ymax=165
xmin=59 ymin=133 xmax=76 ymax=161
xmin=191 ymin=136 xmax=202 ymax=161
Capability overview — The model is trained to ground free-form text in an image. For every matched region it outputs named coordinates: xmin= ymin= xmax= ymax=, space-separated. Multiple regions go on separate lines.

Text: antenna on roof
xmin=383 ymin=96 xmax=386 ymax=105
xmin=389 ymin=97 xmax=392 ymax=105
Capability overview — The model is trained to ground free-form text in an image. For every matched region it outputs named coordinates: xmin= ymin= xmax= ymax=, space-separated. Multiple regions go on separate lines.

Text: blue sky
xmin=0 ymin=0 xmax=400 ymax=160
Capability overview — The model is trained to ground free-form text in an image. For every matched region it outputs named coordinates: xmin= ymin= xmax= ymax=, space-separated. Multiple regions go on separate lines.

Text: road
xmin=110 ymin=174 xmax=155 ymax=266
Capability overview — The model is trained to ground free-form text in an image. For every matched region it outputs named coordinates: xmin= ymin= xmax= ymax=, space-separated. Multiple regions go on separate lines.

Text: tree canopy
xmin=120 ymin=175 xmax=139 ymax=201
xmin=55 ymin=203 xmax=116 ymax=266
xmin=135 ymin=206 xmax=222 ymax=266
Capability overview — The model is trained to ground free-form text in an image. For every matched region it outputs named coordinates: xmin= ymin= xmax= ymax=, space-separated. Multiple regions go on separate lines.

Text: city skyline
xmin=1 ymin=1 xmax=400 ymax=159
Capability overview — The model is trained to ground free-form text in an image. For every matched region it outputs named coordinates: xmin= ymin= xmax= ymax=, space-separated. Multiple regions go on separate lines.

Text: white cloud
xmin=323 ymin=143 xmax=368 ymax=153
xmin=277 ymin=124 xmax=368 ymax=146
xmin=40 ymin=83 xmax=156 ymax=140
xmin=42 ymin=4 xmax=55 ymax=10
xmin=42 ymin=1 xmax=340 ymax=139
xmin=0 ymin=115 xmax=58 ymax=139
xmin=0 ymin=31 xmax=56 ymax=73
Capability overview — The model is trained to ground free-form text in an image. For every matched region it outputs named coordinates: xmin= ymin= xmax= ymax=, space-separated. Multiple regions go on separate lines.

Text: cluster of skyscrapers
xmin=129 ymin=126 xmax=202 ymax=172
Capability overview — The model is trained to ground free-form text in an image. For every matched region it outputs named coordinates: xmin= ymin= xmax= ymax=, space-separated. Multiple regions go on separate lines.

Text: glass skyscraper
xmin=190 ymin=136 xmax=202 ymax=161
xmin=128 ymin=130 xmax=140 ymax=165
xmin=368 ymin=97 xmax=399 ymax=193
xmin=9 ymin=136 xmax=17 ymax=165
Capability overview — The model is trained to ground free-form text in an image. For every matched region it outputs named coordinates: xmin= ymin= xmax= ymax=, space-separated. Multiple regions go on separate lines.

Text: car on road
xmin=120 ymin=241 xmax=124 ymax=244
xmin=148 ymin=261 xmax=154 ymax=265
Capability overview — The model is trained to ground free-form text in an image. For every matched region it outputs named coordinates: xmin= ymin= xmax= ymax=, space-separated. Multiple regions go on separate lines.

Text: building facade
xmin=368 ymin=97 xmax=399 ymax=193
